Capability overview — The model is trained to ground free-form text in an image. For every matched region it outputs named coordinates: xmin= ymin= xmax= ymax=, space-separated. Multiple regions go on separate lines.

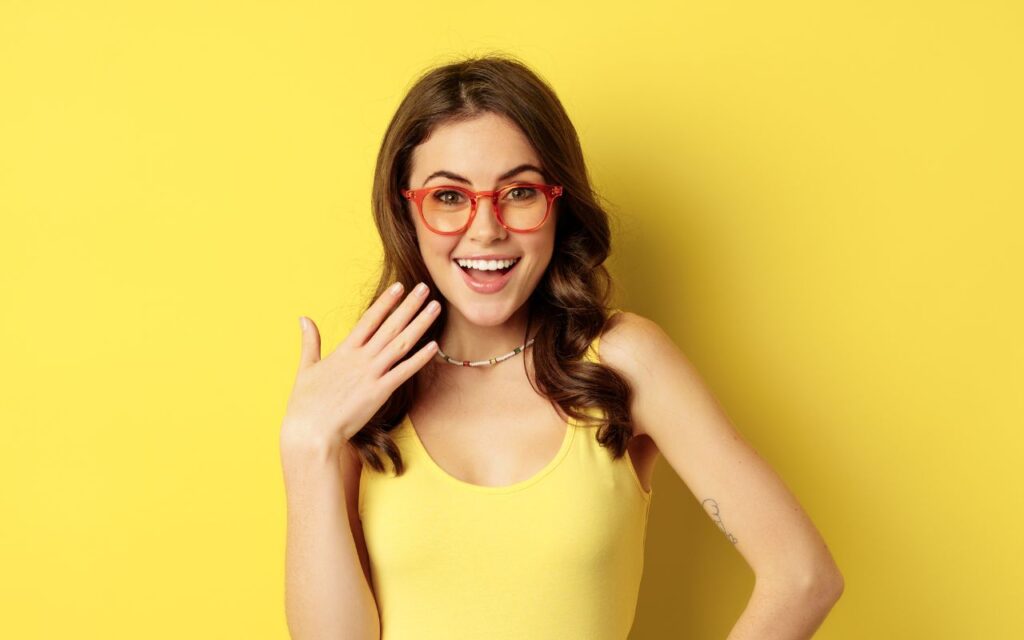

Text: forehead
xmin=409 ymin=112 xmax=542 ymax=183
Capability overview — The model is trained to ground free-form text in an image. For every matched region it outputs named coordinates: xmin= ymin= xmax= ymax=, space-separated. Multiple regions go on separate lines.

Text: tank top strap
xmin=571 ymin=307 xmax=652 ymax=504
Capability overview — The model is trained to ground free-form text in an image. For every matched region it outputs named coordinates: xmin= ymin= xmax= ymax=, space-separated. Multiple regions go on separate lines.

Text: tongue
xmin=466 ymin=267 xmax=506 ymax=283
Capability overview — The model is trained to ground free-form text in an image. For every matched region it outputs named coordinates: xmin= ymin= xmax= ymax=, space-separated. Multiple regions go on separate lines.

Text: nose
xmin=466 ymin=195 xmax=507 ymax=241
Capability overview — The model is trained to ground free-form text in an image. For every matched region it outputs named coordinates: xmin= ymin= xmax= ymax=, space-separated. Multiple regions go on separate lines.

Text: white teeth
xmin=455 ymin=257 xmax=520 ymax=271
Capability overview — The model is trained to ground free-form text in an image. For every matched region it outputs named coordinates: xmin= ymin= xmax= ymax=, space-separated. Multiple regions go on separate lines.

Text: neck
xmin=438 ymin=303 xmax=534 ymax=364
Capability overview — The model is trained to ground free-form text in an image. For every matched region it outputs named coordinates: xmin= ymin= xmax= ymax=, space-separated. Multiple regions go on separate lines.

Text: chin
xmin=460 ymin=304 xmax=522 ymax=327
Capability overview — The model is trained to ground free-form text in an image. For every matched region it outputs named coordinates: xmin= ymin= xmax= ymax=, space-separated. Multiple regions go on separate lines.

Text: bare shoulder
xmin=598 ymin=311 xmax=677 ymax=437
xmin=599 ymin=310 xmax=670 ymax=372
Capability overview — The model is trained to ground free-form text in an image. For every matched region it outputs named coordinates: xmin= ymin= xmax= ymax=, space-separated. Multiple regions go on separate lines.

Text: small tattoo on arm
xmin=702 ymin=498 xmax=739 ymax=544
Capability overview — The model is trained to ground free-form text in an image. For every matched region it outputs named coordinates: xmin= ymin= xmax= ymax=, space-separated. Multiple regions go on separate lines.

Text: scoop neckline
xmin=402 ymin=412 xmax=577 ymax=494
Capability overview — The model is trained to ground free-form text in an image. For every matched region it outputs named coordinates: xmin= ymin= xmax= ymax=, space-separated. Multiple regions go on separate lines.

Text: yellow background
xmin=2 ymin=1 xmax=1021 ymax=638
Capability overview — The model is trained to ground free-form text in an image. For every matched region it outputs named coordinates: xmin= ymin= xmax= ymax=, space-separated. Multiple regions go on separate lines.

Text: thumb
xmin=298 ymin=316 xmax=322 ymax=369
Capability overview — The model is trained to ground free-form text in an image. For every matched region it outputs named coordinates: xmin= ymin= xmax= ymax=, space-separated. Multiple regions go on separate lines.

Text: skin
xmin=406 ymin=110 xmax=557 ymax=374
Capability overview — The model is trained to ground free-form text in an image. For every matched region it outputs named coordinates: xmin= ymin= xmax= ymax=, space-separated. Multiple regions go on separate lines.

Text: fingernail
xmin=414 ymin=282 xmax=428 ymax=296
xmin=389 ymin=282 xmax=403 ymax=295
xmin=299 ymin=316 xmax=306 ymax=331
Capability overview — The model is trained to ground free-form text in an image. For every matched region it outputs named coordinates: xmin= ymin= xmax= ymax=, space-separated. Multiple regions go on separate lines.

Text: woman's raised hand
xmin=280 ymin=281 xmax=441 ymax=453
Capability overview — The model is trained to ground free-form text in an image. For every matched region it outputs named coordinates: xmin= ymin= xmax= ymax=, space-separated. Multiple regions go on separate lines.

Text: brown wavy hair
xmin=351 ymin=52 xmax=636 ymax=475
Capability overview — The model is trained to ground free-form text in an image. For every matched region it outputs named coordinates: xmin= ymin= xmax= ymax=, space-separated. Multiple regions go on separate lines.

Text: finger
xmin=364 ymin=282 xmax=432 ymax=355
xmin=379 ymin=339 xmax=439 ymax=391
xmin=345 ymin=281 xmax=406 ymax=347
xmin=298 ymin=316 xmax=322 ymax=369
xmin=373 ymin=298 xmax=441 ymax=373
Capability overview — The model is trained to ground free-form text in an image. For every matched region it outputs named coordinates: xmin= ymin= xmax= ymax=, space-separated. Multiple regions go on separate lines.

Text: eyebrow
xmin=421 ymin=163 xmax=548 ymax=187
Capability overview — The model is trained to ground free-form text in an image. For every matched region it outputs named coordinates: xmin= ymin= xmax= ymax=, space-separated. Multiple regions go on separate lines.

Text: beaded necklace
xmin=435 ymin=338 xmax=536 ymax=367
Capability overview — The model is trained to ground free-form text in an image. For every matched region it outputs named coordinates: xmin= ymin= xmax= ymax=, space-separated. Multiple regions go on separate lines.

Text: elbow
xmin=796 ymin=551 xmax=845 ymax=604
xmin=757 ymin=564 xmax=845 ymax=605
xmin=803 ymin=565 xmax=845 ymax=604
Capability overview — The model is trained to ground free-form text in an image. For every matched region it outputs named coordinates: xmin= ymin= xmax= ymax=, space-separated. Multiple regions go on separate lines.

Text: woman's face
xmin=405 ymin=111 xmax=558 ymax=327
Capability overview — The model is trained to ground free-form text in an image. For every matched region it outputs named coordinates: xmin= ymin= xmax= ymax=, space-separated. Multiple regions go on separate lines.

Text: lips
xmin=454 ymin=258 xmax=520 ymax=294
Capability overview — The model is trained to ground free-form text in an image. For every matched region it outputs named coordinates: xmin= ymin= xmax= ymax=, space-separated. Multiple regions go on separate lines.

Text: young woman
xmin=280 ymin=55 xmax=843 ymax=640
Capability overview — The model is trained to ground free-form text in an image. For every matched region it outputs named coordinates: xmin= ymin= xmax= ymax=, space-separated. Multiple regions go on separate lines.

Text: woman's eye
xmin=433 ymin=190 xmax=464 ymax=205
xmin=504 ymin=187 xmax=537 ymax=201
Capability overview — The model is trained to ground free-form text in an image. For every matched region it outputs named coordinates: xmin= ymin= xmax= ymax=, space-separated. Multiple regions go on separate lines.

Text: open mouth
xmin=453 ymin=257 xmax=521 ymax=292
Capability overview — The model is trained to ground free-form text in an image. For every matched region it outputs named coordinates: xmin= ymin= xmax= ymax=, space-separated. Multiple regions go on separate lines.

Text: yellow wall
xmin=2 ymin=1 xmax=1020 ymax=638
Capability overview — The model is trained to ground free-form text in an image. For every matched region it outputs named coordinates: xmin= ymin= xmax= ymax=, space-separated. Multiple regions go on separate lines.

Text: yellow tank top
xmin=359 ymin=320 xmax=654 ymax=639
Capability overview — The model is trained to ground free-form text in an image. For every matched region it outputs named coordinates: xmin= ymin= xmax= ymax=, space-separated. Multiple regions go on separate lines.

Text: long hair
xmin=351 ymin=52 xmax=636 ymax=474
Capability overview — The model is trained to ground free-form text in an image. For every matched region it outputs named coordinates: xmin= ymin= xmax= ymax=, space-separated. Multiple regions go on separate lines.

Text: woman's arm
xmin=600 ymin=312 xmax=844 ymax=637
xmin=281 ymin=438 xmax=379 ymax=640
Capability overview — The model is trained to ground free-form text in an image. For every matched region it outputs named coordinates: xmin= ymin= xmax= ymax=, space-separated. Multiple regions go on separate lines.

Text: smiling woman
xmin=325 ymin=55 xmax=666 ymax=636
xmin=280 ymin=52 xmax=842 ymax=640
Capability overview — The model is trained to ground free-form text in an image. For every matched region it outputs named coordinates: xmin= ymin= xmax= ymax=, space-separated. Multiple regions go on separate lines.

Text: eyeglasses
xmin=401 ymin=182 xmax=564 ymax=235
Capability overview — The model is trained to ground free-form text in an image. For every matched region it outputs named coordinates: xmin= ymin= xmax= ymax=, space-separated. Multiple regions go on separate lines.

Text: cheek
xmin=522 ymin=234 xmax=557 ymax=278
xmin=533 ymin=228 xmax=558 ymax=260
xmin=419 ymin=237 xmax=459 ymax=274
xmin=408 ymin=209 xmax=452 ymax=261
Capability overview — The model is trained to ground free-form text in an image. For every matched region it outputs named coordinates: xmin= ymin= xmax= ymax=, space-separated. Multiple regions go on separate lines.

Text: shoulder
xmin=597 ymin=311 xmax=680 ymax=437
xmin=598 ymin=311 xmax=708 ymax=442
xmin=599 ymin=310 xmax=672 ymax=367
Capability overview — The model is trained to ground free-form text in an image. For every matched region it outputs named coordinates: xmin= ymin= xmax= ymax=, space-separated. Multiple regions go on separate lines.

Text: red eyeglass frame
xmin=400 ymin=182 xmax=564 ymax=235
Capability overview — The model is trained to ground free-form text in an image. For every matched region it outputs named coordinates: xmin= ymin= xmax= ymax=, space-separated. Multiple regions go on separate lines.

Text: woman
xmin=280 ymin=54 xmax=844 ymax=640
